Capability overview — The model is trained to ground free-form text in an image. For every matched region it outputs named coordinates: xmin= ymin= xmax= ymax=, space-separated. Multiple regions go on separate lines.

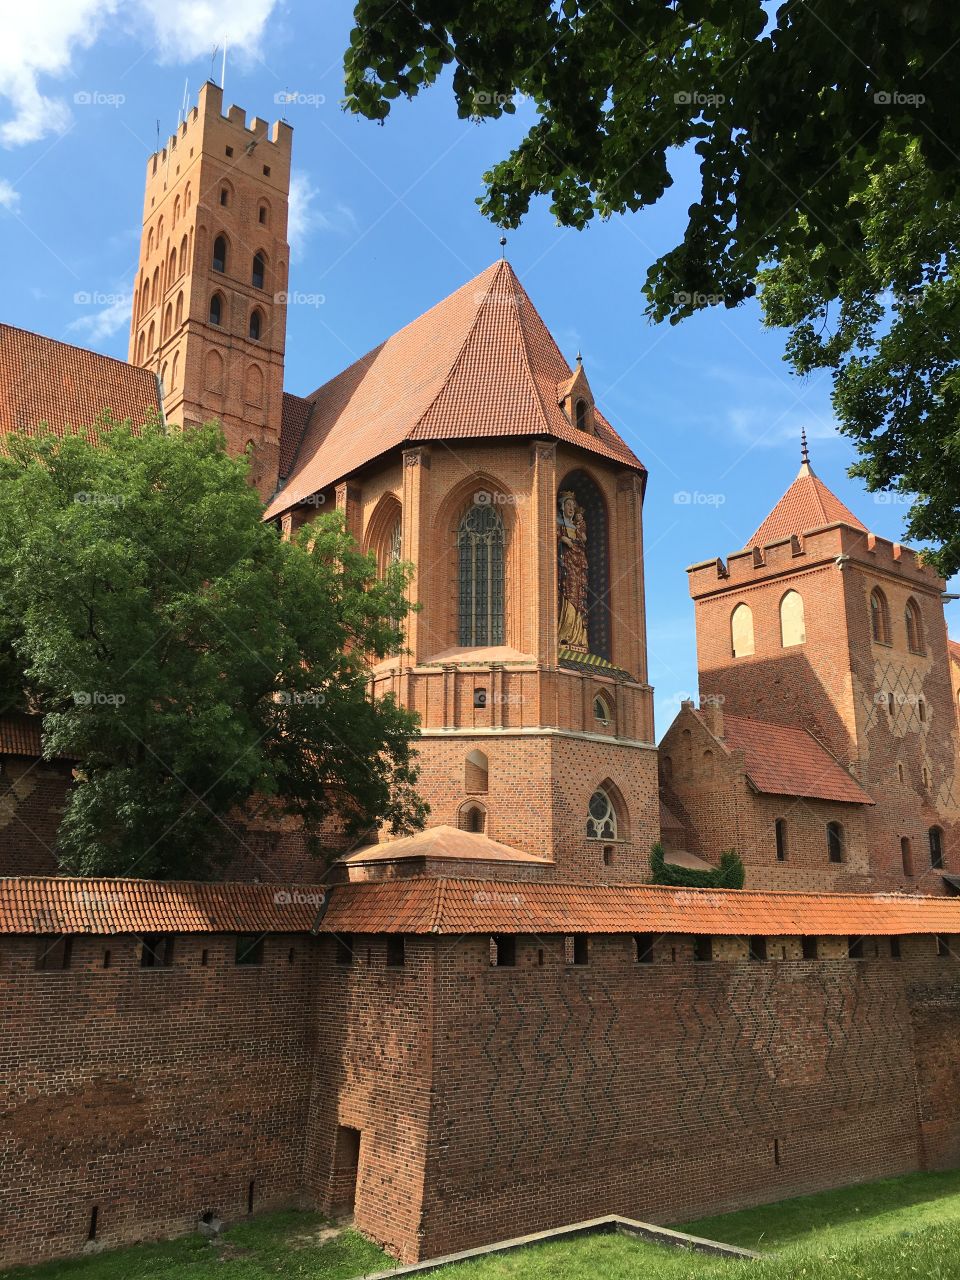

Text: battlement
xmin=688 ymin=521 xmax=943 ymax=599
xmin=145 ymin=81 xmax=292 ymax=187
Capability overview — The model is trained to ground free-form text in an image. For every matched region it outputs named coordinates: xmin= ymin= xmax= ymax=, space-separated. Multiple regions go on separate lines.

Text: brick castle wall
xmin=0 ymin=930 xmax=315 ymax=1268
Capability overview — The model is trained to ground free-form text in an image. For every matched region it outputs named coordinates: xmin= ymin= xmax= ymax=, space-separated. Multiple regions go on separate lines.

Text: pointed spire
xmin=800 ymin=427 xmax=811 ymax=474
xmin=576 ymin=349 xmax=583 ymax=366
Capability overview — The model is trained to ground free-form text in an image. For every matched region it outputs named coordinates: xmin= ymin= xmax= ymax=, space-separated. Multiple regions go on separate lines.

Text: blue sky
xmin=2 ymin=0 xmax=955 ymax=736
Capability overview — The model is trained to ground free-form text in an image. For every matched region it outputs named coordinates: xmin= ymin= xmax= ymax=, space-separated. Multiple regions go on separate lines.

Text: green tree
xmin=0 ymin=417 xmax=426 ymax=878
xmin=650 ymin=842 xmax=745 ymax=890
xmin=344 ymin=2 xmax=960 ymax=568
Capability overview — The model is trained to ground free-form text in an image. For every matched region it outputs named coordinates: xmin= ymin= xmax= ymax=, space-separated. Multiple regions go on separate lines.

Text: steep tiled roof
xmin=266 ymin=261 xmax=644 ymax=517
xmin=711 ymin=713 xmax=873 ymax=805
xmin=317 ymin=876 xmax=960 ymax=936
xmin=342 ymin=825 xmax=552 ymax=865
xmin=278 ymin=391 xmax=315 ymax=478
xmin=0 ymin=324 xmax=161 ymax=438
xmin=748 ymin=461 xmax=867 ymax=548
xmin=0 ymin=877 xmax=321 ymax=935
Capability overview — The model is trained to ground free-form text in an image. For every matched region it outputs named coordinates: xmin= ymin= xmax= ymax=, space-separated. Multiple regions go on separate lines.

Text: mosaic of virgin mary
xmin=557 ymin=490 xmax=589 ymax=652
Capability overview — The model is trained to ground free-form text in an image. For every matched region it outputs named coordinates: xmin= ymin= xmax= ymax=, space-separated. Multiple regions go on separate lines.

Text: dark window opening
xmin=249 ymin=309 xmax=262 ymax=340
xmin=602 ymin=845 xmax=614 ymax=866
xmin=212 ymin=235 xmax=227 ymax=273
xmin=258 ymin=205 xmax=267 ymax=224
xmin=262 ymin=164 xmax=271 ymax=176
xmin=201 ymin=948 xmax=210 ymax=967
xmin=225 ymin=145 xmax=234 ymax=157
xmin=102 ymin=949 xmax=112 ymax=969
xmin=848 ymin=937 xmax=865 ymax=960
xmin=572 ymin=935 xmax=589 ymax=965
xmin=938 ymin=935 xmax=951 ymax=958
xmin=930 ymin=826 xmax=945 ymax=869
xmin=827 ymin=821 xmax=844 ymax=864
xmin=288 ymin=947 xmax=296 ymax=965
xmin=386 ymin=936 xmax=405 ymax=967
xmin=141 ymin=935 xmax=174 ymax=969
xmin=634 ymin=933 xmax=654 ymax=964
xmin=36 ymin=936 xmax=72 ymax=971
xmin=335 ymin=935 xmax=353 ymax=966
xmin=209 ymin=293 xmax=223 ymax=325
xmin=750 ymin=936 xmax=768 ymax=962
xmin=890 ymin=936 xmax=902 ymax=959
xmin=492 ymin=934 xmax=516 ymax=967
xmin=88 ymin=1206 xmax=99 ymax=1241
xmin=247 ymin=1180 xmax=255 ymax=1215
xmin=219 ymin=186 xmax=228 ymax=206
xmin=575 ymin=398 xmax=588 ymax=431
xmin=802 ymin=936 xmax=818 ymax=960
xmin=252 ymin=252 xmax=265 ymax=289
xmin=775 ymin=818 xmax=787 ymax=862
xmin=236 ymin=934 xmax=265 ymax=966
xmin=694 ymin=936 xmax=713 ymax=963
xmin=537 ymin=948 xmax=544 ymax=966
xmin=773 ymin=1138 xmax=781 ymax=1167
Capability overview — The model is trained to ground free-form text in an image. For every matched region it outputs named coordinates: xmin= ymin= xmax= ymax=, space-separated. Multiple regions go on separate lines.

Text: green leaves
xmin=0 ymin=418 xmax=424 ymax=877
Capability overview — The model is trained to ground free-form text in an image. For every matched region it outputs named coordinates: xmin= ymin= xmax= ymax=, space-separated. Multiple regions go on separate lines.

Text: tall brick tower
xmin=128 ymin=82 xmax=291 ymax=496
xmin=687 ymin=438 xmax=960 ymax=890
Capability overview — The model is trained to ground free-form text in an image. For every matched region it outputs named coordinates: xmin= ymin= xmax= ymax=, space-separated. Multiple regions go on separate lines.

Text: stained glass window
xmin=458 ymin=501 xmax=504 ymax=645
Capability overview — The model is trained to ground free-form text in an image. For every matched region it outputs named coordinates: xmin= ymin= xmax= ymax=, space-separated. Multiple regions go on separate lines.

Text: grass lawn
xmin=8 ymin=1170 xmax=960 ymax=1279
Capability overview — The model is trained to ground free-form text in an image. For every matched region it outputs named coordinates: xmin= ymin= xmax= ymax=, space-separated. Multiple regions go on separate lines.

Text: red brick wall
xmin=0 ymin=759 xmax=70 ymax=876
xmin=0 ymin=930 xmax=315 ymax=1268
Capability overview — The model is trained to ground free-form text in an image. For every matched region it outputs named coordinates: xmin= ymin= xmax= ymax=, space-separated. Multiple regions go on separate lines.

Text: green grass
xmin=9 ymin=1170 xmax=960 ymax=1280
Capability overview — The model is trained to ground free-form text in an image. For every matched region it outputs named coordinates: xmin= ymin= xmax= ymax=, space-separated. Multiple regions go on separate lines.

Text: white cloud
xmin=0 ymin=178 xmax=21 ymax=210
xmin=288 ymin=169 xmax=356 ymax=260
xmin=0 ymin=0 xmax=282 ymax=148
xmin=66 ymin=290 xmax=132 ymax=343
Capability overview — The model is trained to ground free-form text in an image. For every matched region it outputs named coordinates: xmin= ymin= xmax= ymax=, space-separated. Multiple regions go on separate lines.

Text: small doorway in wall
xmin=331 ymin=1124 xmax=362 ymax=1215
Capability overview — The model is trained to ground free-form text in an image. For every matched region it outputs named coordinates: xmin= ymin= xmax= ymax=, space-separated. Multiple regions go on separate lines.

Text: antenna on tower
xmin=178 ymin=78 xmax=189 ymax=128
xmin=221 ymin=39 xmax=228 ymax=92
xmin=210 ymin=44 xmax=219 ymax=84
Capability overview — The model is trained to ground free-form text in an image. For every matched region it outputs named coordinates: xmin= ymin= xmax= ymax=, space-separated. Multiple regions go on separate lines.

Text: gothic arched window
xmin=209 ymin=293 xmax=223 ymax=326
xmin=252 ymin=252 xmax=266 ymax=289
xmin=930 ymin=825 xmax=945 ymax=869
xmin=587 ymin=787 xmax=617 ymax=841
xmin=731 ymin=602 xmax=755 ymax=658
xmin=905 ymin=598 xmax=924 ymax=654
xmin=249 ymin=308 xmax=263 ymax=340
xmin=780 ymin=590 xmax=805 ymax=647
xmin=870 ymin=588 xmax=891 ymax=644
xmin=212 ymin=235 xmax=227 ymax=274
xmin=457 ymin=500 xmax=504 ymax=646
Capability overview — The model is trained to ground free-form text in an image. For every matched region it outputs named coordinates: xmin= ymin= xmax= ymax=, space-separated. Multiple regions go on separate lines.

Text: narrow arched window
xmin=930 ymin=826 xmax=944 ymax=869
xmin=587 ymin=787 xmax=617 ymax=841
xmin=458 ymin=803 xmax=486 ymax=834
xmin=457 ymin=500 xmax=504 ymax=646
xmin=775 ymin=818 xmax=787 ymax=862
xmin=901 ymin=836 xmax=914 ymax=876
xmin=170 ymin=351 xmax=179 ymax=391
xmin=174 ymin=291 xmax=183 ymax=328
xmin=258 ymin=202 xmax=269 ymax=225
xmin=249 ymin=309 xmax=262 ymax=340
xmin=209 ymin=293 xmax=223 ymax=326
xmin=827 ymin=821 xmax=844 ymax=864
xmin=731 ymin=602 xmax=755 ymax=658
xmin=252 ymin=252 xmax=265 ymax=289
xmin=594 ymin=694 xmax=611 ymax=725
xmin=575 ymin=399 xmax=588 ymax=431
xmin=179 ymin=234 xmax=188 ymax=276
xmin=780 ymin=590 xmax=805 ymax=647
xmin=905 ymin=598 xmax=924 ymax=654
xmin=702 ymin=749 xmax=714 ymax=778
xmin=870 ymin=588 xmax=891 ymax=644
xmin=465 ymin=749 xmax=488 ymax=794
xmin=220 ymin=185 xmax=229 ymax=206
xmin=212 ymin=235 xmax=227 ymax=273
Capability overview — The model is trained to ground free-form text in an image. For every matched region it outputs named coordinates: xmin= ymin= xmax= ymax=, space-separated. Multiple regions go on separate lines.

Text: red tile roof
xmin=0 ymin=715 xmax=44 ymax=757
xmin=343 ymin=825 xmax=552 ymax=865
xmin=317 ymin=877 xmax=960 ymax=937
xmin=748 ymin=462 xmax=867 ymax=548
xmin=266 ymin=261 xmax=644 ymax=517
xmin=279 ymin=391 xmax=315 ymax=478
xmin=708 ymin=713 xmax=873 ymax=805
xmin=0 ymin=324 xmax=161 ymax=438
xmin=0 ymin=877 xmax=321 ymax=935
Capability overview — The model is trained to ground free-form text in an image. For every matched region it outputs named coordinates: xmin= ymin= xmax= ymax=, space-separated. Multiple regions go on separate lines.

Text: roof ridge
xmin=501 ymin=262 xmax=557 ymax=436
